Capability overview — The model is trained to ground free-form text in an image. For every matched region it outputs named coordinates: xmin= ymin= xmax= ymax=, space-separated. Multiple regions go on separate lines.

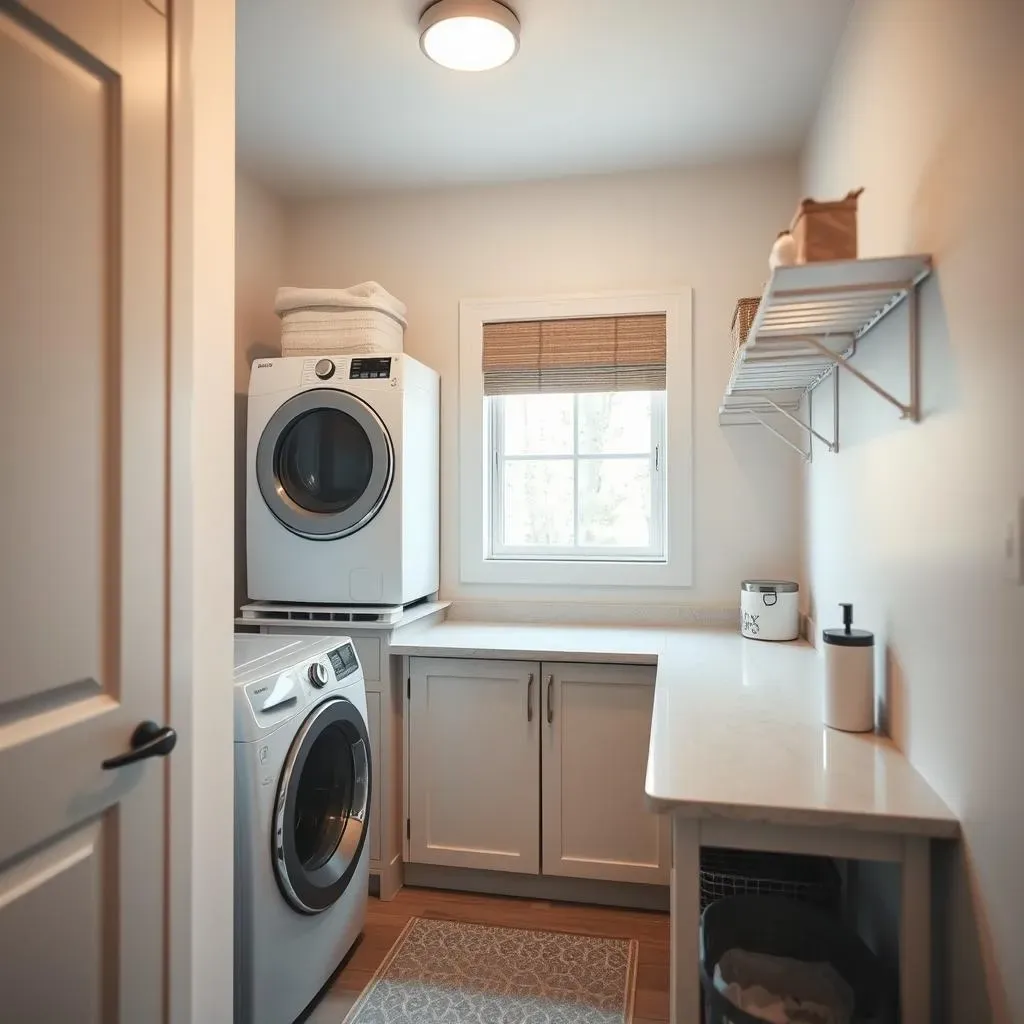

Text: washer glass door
xmin=257 ymin=389 xmax=394 ymax=539
xmin=273 ymin=697 xmax=371 ymax=914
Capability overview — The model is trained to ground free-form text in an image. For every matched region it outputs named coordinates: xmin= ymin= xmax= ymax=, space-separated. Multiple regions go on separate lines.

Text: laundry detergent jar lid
xmin=741 ymin=579 xmax=799 ymax=593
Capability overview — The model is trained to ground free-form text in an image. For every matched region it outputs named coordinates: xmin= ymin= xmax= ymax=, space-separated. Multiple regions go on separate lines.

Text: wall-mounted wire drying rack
xmin=719 ymin=255 xmax=932 ymax=460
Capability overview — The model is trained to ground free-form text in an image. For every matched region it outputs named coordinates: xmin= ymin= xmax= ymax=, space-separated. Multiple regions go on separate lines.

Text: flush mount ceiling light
xmin=419 ymin=0 xmax=520 ymax=72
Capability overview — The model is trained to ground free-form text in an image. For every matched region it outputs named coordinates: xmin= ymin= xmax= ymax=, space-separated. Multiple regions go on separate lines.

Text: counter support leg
xmin=670 ymin=815 xmax=701 ymax=1024
xmin=900 ymin=836 xmax=931 ymax=1024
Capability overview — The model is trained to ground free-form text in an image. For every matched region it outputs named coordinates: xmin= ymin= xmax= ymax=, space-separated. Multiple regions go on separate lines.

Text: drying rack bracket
xmin=747 ymin=383 xmax=839 ymax=463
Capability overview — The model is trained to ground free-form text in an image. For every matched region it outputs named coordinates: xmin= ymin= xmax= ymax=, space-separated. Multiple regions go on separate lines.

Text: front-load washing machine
xmin=234 ymin=634 xmax=371 ymax=1024
xmin=247 ymin=353 xmax=440 ymax=606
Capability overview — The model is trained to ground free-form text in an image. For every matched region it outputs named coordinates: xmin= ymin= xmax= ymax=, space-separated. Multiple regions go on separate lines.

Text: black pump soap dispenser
xmin=822 ymin=603 xmax=875 ymax=732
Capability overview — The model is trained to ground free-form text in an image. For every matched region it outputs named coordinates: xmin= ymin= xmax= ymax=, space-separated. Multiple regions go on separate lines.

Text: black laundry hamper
xmin=699 ymin=895 xmax=894 ymax=1023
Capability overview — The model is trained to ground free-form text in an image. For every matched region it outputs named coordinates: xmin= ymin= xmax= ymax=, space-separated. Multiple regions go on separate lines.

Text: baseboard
xmin=403 ymin=863 xmax=670 ymax=912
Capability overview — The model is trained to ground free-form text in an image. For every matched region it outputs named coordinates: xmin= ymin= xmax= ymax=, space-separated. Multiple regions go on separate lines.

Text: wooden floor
xmin=303 ymin=886 xmax=670 ymax=1024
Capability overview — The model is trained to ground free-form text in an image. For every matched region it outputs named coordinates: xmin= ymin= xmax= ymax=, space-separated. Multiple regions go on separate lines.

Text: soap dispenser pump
xmin=822 ymin=603 xmax=875 ymax=732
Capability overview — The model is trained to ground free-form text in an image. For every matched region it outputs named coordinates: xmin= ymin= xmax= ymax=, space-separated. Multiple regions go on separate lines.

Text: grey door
xmin=256 ymin=389 xmax=394 ymax=539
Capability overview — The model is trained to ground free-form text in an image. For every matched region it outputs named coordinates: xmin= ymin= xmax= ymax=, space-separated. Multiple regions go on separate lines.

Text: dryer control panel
xmin=349 ymin=357 xmax=392 ymax=380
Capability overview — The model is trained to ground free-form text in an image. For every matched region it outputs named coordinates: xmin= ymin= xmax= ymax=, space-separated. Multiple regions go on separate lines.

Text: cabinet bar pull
xmin=526 ymin=673 xmax=534 ymax=722
xmin=546 ymin=675 xmax=554 ymax=724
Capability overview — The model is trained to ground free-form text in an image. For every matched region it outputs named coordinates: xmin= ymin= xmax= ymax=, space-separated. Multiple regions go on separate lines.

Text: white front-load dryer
xmin=247 ymin=353 xmax=440 ymax=606
xmin=234 ymin=634 xmax=371 ymax=1024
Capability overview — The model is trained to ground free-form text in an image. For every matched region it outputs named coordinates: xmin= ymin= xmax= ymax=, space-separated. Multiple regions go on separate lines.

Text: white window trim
xmin=488 ymin=391 xmax=667 ymax=561
xmin=459 ymin=289 xmax=693 ymax=588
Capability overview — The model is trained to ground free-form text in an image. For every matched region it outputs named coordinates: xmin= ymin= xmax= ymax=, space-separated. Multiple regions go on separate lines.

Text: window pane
xmin=501 ymin=394 xmax=573 ymax=455
xmin=503 ymin=460 xmax=574 ymax=547
xmin=577 ymin=392 xmax=653 ymax=455
xmin=577 ymin=459 xmax=651 ymax=547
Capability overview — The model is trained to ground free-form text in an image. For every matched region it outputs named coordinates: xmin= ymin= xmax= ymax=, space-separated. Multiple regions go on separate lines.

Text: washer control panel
xmin=349 ymin=357 xmax=392 ymax=380
xmin=328 ymin=642 xmax=360 ymax=681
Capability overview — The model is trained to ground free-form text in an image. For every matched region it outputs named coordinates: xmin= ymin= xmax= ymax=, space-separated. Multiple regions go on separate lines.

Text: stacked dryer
xmin=246 ymin=352 xmax=439 ymax=607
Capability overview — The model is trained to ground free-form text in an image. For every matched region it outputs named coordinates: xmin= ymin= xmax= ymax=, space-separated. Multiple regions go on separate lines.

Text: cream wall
xmin=802 ymin=0 xmax=1024 ymax=1018
xmin=235 ymin=174 xmax=287 ymax=608
xmin=285 ymin=162 xmax=804 ymax=616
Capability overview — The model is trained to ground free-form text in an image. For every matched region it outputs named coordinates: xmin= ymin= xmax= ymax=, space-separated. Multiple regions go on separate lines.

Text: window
xmin=459 ymin=291 xmax=693 ymax=588
xmin=489 ymin=391 xmax=666 ymax=561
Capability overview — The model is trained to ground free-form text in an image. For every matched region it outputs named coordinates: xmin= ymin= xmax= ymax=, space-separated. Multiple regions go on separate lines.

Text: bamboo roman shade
xmin=482 ymin=314 xmax=667 ymax=396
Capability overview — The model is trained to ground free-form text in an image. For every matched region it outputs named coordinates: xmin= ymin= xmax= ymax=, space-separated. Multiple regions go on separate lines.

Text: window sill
xmin=489 ymin=552 xmax=666 ymax=564
xmin=460 ymin=556 xmax=691 ymax=588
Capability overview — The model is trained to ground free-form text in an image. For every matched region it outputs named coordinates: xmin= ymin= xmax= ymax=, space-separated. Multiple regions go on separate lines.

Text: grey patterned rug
xmin=341 ymin=917 xmax=638 ymax=1024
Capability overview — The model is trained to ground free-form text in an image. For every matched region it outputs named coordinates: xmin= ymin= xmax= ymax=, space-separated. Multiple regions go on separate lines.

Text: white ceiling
xmin=236 ymin=0 xmax=853 ymax=198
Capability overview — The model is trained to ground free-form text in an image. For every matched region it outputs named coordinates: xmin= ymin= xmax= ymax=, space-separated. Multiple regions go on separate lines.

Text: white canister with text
xmin=740 ymin=580 xmax=800 ymax=641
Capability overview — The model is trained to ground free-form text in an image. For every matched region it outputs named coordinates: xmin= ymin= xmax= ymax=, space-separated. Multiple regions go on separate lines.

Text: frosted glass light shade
xmin=419 ymin=0 xmax=520 ymax=72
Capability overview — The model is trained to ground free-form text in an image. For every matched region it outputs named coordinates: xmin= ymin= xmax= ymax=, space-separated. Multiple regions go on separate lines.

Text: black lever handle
xmin=102 ymin=721 xmax=177 ymax=770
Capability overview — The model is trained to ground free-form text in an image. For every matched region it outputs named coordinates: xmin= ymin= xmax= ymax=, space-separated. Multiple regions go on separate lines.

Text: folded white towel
xmin=275 ymin=282 xmax=407 ymax=326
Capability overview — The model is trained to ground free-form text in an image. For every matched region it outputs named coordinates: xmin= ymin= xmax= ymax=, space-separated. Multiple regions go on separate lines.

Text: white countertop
xmin=390 ymin=620 xmax=959 ymax=839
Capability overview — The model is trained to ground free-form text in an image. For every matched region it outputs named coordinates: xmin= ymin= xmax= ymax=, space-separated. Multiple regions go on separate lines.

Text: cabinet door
xmin=542 ymin=662 xmax=670 ymax=885
xmin=408 ymin=657 xmax=540 ymax=873
xmin=364 ymin=689 xmax=382 ymax=865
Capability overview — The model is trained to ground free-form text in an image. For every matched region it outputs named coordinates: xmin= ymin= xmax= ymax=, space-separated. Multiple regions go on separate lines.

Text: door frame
xmin=167 ymin=0 xmax=236 ymax=1022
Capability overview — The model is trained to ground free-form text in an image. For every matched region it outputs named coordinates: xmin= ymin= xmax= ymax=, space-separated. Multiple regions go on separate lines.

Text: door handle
xmin=102 ymin=721 xmax=177 ymax=770
xmin=546 ymin=675 xmax=554 ymax=724
xmin=526 ymin=673 xmax=534 ymax=722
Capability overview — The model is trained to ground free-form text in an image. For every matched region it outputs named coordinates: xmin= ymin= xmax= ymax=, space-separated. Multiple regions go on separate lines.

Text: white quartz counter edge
xmin=390 ymin=620 xmax=960 ymax=841
xmin=390 ymin=621 xmax=666 ymax=662
xmin=390 ymin=645 xmax=659 ymax=664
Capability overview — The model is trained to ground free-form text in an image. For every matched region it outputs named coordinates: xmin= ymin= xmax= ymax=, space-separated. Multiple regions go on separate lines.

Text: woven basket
xmin=731 ymin=297 xmax=760 ymax=349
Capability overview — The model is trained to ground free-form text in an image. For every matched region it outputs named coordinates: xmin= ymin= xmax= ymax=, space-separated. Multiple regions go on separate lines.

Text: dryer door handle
xmin=102 ymin=721 xmax=177 ymax=770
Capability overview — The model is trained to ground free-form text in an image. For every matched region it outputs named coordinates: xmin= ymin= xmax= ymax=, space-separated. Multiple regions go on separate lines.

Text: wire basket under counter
xmin=700 ymin=848 xmax=841 ymax=914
